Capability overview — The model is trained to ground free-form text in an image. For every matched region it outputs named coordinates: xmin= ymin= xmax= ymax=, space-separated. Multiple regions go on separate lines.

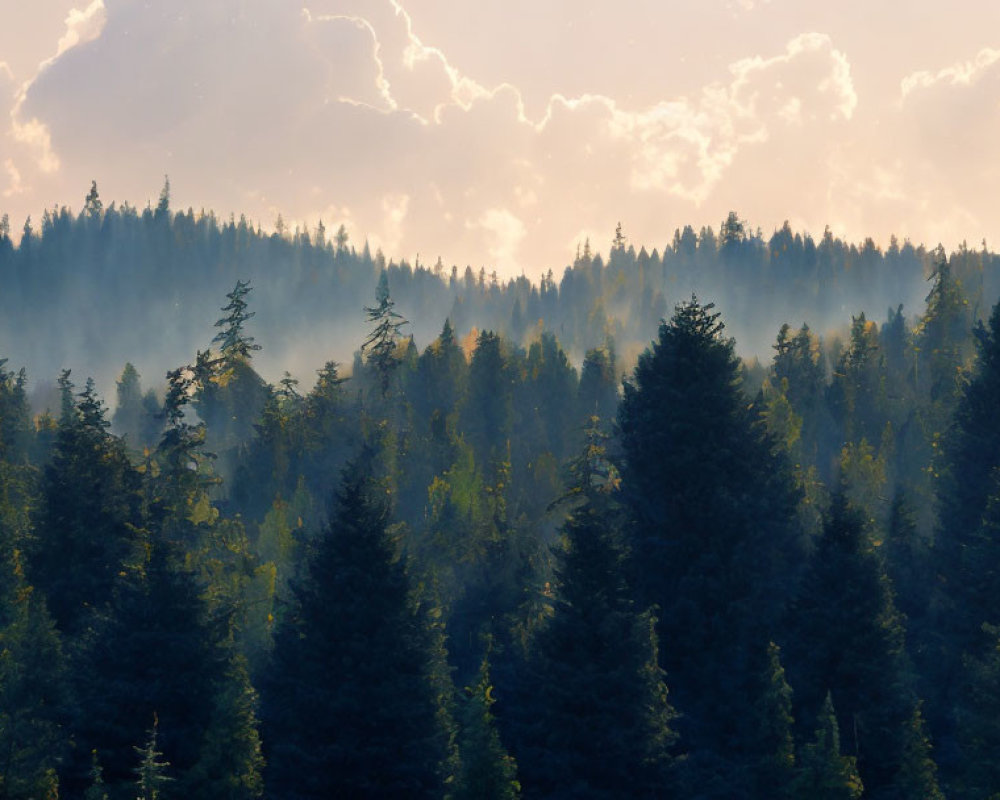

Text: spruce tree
xmin=261 ymin=462 xmax=450 ymax=798
xmin=894 ymin=703 xmax=944 ymax=800
xmin=794 ymin=693 xmax=864 ymax=800
xmin=0 ymin=552 xmax=68 ymax=799
xmin=70 ymin=532 xmax=227 ymax=797
xmin=28 ymin=380 xmax=144 ymax=636
xmin=787 ymin=491 xmax=914 ymax=796
xmin=936 ymin=299 xmax=1000 ymax=655
xmin=616 ymin=296 xmax=802 ymax=779
xmin=454 ymin=644 xmax=520 ymax=800
xmin=362 ymin=270 xmax=408 ymax=398
xmin=507 ymin=428 xmax=676 ymax=798
xmin=133 ymin=715 xmax=173 ymax=800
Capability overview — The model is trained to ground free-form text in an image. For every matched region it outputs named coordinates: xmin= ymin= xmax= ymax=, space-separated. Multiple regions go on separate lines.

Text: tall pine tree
xmin=261 ymin=461 xmax=451 ymax=798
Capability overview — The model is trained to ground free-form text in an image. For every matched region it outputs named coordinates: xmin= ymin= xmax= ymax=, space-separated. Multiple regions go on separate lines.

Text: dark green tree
xmin=28 ymin=380 xmax=144 ymax=636
xmin=362 ymin=270 xmax=408 ymax=398
xmin=894 ymin=703 xmax=944 ymax=800
xmin=787 ymin=491 xmax=914 ymax=797
xmin=454 ymin=643 xmax=520 ymax=800
xmin=133 ymin=715 xmax=172 ymax=800
xmin=793 ymin=693 xmax=864 ymax=800
xmin=261 ymin=462 xmax=451 ymax=798
xmin=70 ymin=532 xmax=228 ymax=798
xmin=617 ymin=297 xmax=802 ymax=778
xmin=507 ymin=427 xmax=676 ymax=798
xmin=0 ymin=552 xmax=68 ymax=800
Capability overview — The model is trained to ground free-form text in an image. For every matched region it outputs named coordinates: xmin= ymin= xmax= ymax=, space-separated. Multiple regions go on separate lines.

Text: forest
xmin=2 ymin=182 xmax=1000 ymax=798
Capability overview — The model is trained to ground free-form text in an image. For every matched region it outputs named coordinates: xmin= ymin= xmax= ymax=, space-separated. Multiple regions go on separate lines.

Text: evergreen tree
xmin=70 ymin=532 xmax=227 ymax=797
xmin=894 ymin=703 xmax=944 ymax=800
xmin=0 ymin=552 xmax=68 ymax=799
xmin=507 ymin=427 xmax=676 ymax=798
xmin=749 ymin=642 xmax=797 ymax=797
xmin=84 ymin=750 xmax=110 ymax=800
xmin=454 ymin=644 xmax=520 ymax=800
xmin=28 ymin=380 xmax=144 ymax=636
xmin=133 ymin=715 xmax=173 ymax=800
xmin=616 ymin=296 xmax=802 ymax=778
xmin=787 ymin=491 xmax=913 ymax=796
xmin=212 ymin=280 xmax=261 ymax=364
xmin=793 ymin=693 xmax=864 ymax=800
xmin=262 ymin=462 xmax=450 ymax=798
xmin=955 ymin=623 xmax=1000 ymax=798
xmin=362 ymin=270 xmax=408 ymax=398
xmin=936 ymin=299 xmax=1000 ymax=654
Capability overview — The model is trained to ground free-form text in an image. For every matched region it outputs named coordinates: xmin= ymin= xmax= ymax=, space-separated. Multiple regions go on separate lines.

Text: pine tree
xmin=749 ymin=642 xmax=797 ymax=797
xmin=507 ymin=427 xmax=676 ymax=798
xmin=212 ymin=280 xmax=261 ymax=364
xmin=28 ymin=380 xmax=144 ymax=635
xmin=454 ymin=644 xmax=520 ymax=800
xmin=70 ymin=533 xmax=227 ymax=797
xmin=262 ymin=462 xmax=450 ymax=798
xmin=794 ymin=693 xmax=864 ymax=800
xmin=134 ymin=715 xmax=173 ymax=800
xmin=187 ymin=655 xmax=264 ymax=799
xmin=362 ymin=270 xmax=408 ymax=398
xmin=936 ymin=299 xmax=1000 ymax=654
xmin=894 ymin=703 xmax=944 ymax=800
xmin=616 ymin=296 xmax=802 ymax=776
xmin=955 ymin=623 xmax=1000 ymax=798
xmin=0 ymin=552 xmax=68 ymax=799
xmin=83 ymin=751 xmax=109 ymax=800
xmin=787 ymin=491 xmax=913 ymax=796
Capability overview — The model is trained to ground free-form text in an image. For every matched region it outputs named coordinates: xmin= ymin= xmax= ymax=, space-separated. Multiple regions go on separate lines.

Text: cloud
xmin=472 ymin=208 xmax=527 ymax=274
xmin=9 ymin=0 xmax=1000 ymax=284
xmin=51 ymin=1 xmax=106 ymax=64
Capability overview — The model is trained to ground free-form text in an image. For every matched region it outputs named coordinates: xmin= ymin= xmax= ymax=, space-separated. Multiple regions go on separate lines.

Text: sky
xmin=2 ymin=0 xmax=1000 ymax=279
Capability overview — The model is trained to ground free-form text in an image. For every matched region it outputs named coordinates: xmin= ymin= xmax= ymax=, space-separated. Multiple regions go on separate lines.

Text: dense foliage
xmin=2 ymin=187 xmax=1000 ymax=797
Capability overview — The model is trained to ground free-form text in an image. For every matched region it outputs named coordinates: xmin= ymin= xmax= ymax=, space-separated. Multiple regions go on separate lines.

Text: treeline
xmin=3 ymin=189 xmax=1000 ymax=796
xmin=4 ymin=180 xmax=1000 ymax=392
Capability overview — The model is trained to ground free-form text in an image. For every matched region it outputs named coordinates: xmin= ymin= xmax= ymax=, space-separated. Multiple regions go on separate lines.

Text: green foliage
xmin=0 ymin=553 xmax=68 ymax=799
xmin=363 ymin=270 xmax=408 ymax=398
xmin=507 ymin=428 xmax=676 ymax=798
xmin=28 ymin=380 xmax=144 ymax=635
xmin=787 ymin=491 xmax=912 ymax=795
xmin=83 ymin=750 xmax=109 ymax=800
xmin=134 ymin=715 xmax=173 ymax=800
xmin=895 ymin=703 xmax=944 ymax=800
xmin=617 ymin=296 xmax=802 ymax=776
xmin=794 ymin=693 xmax=864 ymax=800
xmin=454 ymin=645 xmax=520 ymax=800
xmin=262 ymin=463 xmax=451 ymax=797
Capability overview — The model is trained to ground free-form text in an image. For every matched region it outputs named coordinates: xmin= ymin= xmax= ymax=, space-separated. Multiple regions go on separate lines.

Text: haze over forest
xmin=7 ymin=2 xmax=1000 ymax=799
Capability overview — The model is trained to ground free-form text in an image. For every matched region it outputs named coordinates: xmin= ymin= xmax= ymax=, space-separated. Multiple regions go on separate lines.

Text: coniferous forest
xmin=5 ymin=184 xmax=1000 ymax=798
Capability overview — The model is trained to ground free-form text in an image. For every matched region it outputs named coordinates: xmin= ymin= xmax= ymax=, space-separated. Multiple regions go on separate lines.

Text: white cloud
xmin=7 ymin=0 xmax=1000 ymax=280
xmin=51 ymin=1 xmax=106 ymax=63
xmin=472 ymin=208 xmax=527 ymax=273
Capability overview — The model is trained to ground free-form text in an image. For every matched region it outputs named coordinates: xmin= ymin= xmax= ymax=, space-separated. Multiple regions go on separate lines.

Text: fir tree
xmin=617 ymin=296 xmax=802 ymax=779
xmin=28 ymin=380 xmax=144 ymax=635
xmin=894 ymin=703 xmax=944 ymax=800
xmin=134 ymin=715 xmax=173 ymax=800
xmin=787 ymin=491 xmax=913 ymax=796
xmin=507 ymin=426 xmax=676 ymax=798
xmin=212 ymin=280 xmax=261 ymax=364
xmin=794 ymin=693 xmax=864 ymax=800
xmin=262 ymin=461 xmax=450 ymax=798
xmin=0 ymin=552 xmax=68 ymax=799
xmin=454 ymin=643 xmax=520 ymax=800
xmin=362 ymin=270 xmax=408 ymax=398
xmin=84 ymin=751 xmax=109 ymax=800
